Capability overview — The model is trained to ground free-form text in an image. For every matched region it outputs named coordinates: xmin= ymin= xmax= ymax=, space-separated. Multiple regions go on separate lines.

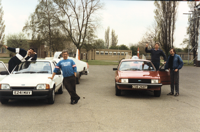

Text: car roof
xmin=26 ymin=59 xmax=55 ymax=62
xmin=120 ymin=59 xmax=151 ymax=62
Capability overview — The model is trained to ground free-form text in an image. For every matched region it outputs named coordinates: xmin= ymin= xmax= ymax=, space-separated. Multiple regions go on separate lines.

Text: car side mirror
xmin=113 ymin=68 xmax=117 ymax=71
xmin=0 ymin=71 xmax=9 ymax=75
xmin=56 ymin=71 xmax=61 ymax=75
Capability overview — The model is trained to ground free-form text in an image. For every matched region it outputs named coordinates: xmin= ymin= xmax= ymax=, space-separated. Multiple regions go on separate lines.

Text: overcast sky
xmin=2 ymin=0 xmax=191 ymax=48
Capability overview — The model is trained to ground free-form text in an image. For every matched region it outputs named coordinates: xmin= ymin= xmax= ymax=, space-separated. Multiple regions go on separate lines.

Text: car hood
xmin=0 ymin=74 xmax=52 ymax=87
xmin=118 ymin=71 xmax=160 ymax=79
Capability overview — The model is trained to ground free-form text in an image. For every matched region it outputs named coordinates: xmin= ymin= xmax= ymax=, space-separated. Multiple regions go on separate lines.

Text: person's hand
xmin=164 ymin=61 xmax=166 ymax=64
xmin=146 ymin=43 xmax=148 ymax=47
xmin=3 ymin=45 xmax=7 ymax=49
xmin=174 ymin=69 xmax=178 ymax=72
xmin=48 ymin=77 xmax=53 ymax=80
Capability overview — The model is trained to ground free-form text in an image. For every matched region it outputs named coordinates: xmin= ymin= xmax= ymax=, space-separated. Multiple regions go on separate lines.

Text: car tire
xmin=58 ymin=84 xmax=63 ymax=94
xmin=115 ymin=83 xmax=121 ymax=96
xmin=154 ymin=89 xmax=161 ymax=97
xmin=48 ymin=88 xmax=55 ymax=104
xmin=1 ymin=99 xmax=9 ymax=104
xmin=76 ymin=73 xmax=80 ymax=84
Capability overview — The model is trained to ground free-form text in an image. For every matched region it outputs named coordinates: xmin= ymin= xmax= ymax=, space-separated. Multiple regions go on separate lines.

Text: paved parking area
xmin=0 ymin=65 xmax=200 ymax=132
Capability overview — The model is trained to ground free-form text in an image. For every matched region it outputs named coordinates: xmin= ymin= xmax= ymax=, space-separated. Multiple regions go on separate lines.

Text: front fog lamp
xmin=1 ymin=84 xmax=10 ymax=90
xmin=121 ymin=79 xmax=129 ymax=83
xmin=151 ymin=79 xmax=159 ymax=84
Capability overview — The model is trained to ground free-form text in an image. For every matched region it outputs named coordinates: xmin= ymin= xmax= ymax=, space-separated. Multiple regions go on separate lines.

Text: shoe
xmin=174 ymin=93 xmax=179 ymax=97
xmin=74 ymin=97 xmax=80 ymax=104
xmin=167 ymin=92 xmax=174 ymax=95
xmin=71 ymin=100 xmax=75 ymax=105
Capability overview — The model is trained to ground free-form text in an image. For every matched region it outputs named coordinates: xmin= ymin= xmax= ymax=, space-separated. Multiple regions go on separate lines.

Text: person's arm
xmin=48 ymin=62 xmax=61 ymax=79
xmin=31 ymin=53 xmax=37 ymax=60
xmin=161 ymin=50 xmax=167 ymax=63
xmin=72 ymin=60 xmax=77 ymax=76
xmin=177 ymin=56 xmax=183 ymax=70
xmin=145 ymin=44 xmax=152 ymax=53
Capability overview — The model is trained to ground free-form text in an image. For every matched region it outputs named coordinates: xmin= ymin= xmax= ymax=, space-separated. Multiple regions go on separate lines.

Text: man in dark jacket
xmin=165 ymin=48 xmax=183 ymax=97
xmin=3 ymin=45 xmax=37 ymax=73
xmin=145 ymin=43 xmax=167 ymax=70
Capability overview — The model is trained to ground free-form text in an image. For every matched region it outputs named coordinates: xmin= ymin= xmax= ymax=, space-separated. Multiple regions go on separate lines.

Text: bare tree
xmin=140 ymin=21 xmax=159 ymax=49
xmin=187 ymin=2 xmax=200 ymax=64
xmin=111 ymin=29 xmax=118 ymax=46
xmin=154 ymin=1 xmax=179 ymax=57
xmin=105 ymin=26 xmax=110 ymax=49
xmin=0 ymin=0 xmax=5 ymax=45
xmin=53 ymin=0 xmax=103 ymax=53
xmin=23 ymin=0 xmax=63 ymax=56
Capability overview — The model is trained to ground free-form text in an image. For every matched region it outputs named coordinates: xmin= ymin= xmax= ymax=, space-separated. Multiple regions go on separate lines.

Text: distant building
xmin=80 ymin=49 xmax=132 ymax=60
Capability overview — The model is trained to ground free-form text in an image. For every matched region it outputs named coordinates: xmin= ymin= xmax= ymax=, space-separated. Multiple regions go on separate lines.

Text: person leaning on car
xmin=3 ymin=45 xmax=37 ymax=73
xmin=145 ymin=42 xmax=167 ymax=70
xmin=165 ymin=48 xmax=183 ymax=97
xmin=48 ymin=50 xmax=80 ymax=105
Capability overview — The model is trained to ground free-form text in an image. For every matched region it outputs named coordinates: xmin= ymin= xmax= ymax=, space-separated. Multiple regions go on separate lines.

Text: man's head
xmin=28 ymin=48 xmax=35 ymax=55
xmin=154 ymin=42 xmax=160 ymax=49
xmin=170 ymin=48 xmax=176 ymax=55
xmin=62 ymin=50 xmax=68 ymax=60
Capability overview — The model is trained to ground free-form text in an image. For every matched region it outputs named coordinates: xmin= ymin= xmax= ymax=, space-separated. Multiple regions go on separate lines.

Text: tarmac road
xmin=0 ymin=65 xmax=200 ymax=132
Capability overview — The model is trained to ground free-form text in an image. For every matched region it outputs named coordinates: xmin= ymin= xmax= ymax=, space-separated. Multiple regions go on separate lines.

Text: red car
xmin=113 ymin=59 xmax=170 ymax=97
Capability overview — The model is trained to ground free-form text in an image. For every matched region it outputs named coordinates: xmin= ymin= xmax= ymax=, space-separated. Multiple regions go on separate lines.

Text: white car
xmin=46 ymin=51 xmax=89 ymax=84
xmin=0 ymin=60 xmax=63 ymax=104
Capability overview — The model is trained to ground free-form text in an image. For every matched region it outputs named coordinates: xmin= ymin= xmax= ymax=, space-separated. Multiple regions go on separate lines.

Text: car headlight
xmin=36 ymin=84 xmax=50 ymax=90
xmin=121 ymin=79 xmax=129 ymax=83
xmin=0 ymin=84 xmax=10 ymax=90
xmin=151 ymin=79 xmax=160 ymax=84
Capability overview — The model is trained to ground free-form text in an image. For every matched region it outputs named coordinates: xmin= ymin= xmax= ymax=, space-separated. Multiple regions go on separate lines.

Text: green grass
xmin=82 ymin=60 xmax=119 ymax=65
xmin=0 ymin=58 xmax=11 ymax=63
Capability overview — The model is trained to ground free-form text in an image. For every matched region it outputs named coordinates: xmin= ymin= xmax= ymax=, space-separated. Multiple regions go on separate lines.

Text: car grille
xmin=129 ymin=79 xmax=151 ymax=83
xmin=11 ymin=87 xmax=35 ymax=90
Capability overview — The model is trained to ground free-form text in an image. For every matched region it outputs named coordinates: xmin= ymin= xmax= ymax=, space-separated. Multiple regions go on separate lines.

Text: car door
xmin=0 ymin=61 xmax=10 ymax=82
xmin=52 ymin=62 xmax=62 ymax=90
xmin=158 ymin=64 xmax=171 ymax=85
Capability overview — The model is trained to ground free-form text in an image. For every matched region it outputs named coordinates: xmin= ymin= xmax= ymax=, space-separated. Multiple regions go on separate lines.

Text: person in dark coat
xmin=165 ymin=48 xmax=183 ymax=97
xmin=145 ymin=42 xmax=167 ymax=70
xmin=3 ymin=45 xmax=37 ymax=73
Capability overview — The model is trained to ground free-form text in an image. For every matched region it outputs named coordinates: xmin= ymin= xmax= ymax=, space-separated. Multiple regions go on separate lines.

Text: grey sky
xmin=2 ymin=0 xmax=190 ymax=48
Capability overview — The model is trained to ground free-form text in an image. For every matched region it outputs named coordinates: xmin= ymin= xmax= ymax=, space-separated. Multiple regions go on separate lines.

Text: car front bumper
xmin=0 ymin=89 xmax=53 ymax=100
xmin=116 ymin=83 xmax=162 ymax=90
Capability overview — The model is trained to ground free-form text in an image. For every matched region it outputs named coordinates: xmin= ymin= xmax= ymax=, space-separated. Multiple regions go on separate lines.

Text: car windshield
xmin=13 ymin=61 xmax=52 ymax=74
xmin=119 ymin=61 xmax=155 ymax=71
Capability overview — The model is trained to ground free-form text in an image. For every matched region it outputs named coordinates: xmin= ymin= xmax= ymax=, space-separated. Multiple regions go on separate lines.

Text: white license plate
xmin=132 ymin=85 xmax=147 ymax=89
xmin=13 ymin=91 xmax=32 ymax=95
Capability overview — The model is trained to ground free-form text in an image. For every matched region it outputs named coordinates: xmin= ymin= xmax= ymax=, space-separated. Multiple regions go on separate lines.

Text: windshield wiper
xmin=37 ymin=71 xmax=49 ymax=73
xmin=21 ymin=71 xmax=36 ymax=73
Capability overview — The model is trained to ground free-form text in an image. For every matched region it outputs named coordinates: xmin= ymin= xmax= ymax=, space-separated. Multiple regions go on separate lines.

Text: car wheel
xmin=115 ymin=83 xmax=121 ymax=96
xmin=48 ymin=88 xmax=55 ymax=104
xmin=154 ymin=89 xmax=161 ymax=97
xmin=58 ymin=84 xmax=63 ymax=94
xmin=76 ymin=73 xmax=80 ymax=84
xmin=1 ymin=99 xmax=9 ymax=104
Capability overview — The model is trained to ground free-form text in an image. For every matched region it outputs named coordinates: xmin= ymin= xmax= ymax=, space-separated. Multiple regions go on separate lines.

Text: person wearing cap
xmin=48 ymin=50 xmax=80 ymax=105
xmin=3 ymin=45 xmax=37 ymax=73
xmin=145 ymin=42 xmax=167 ymax=70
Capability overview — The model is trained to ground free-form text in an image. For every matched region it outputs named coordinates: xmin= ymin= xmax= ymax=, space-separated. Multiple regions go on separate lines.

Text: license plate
xmin=13 ymin=91 xmax=32 ymax=95
xmin=132 ymin=85 xmax=147 ymax=89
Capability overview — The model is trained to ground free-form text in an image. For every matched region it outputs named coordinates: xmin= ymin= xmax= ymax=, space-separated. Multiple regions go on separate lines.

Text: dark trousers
xmin=170 ymin=70 xmax=179 ymax=94
xmin=152 ymin=62 xmax=160 ymax=71
xmin=63 ymin=76 xmax=80 ymax=100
